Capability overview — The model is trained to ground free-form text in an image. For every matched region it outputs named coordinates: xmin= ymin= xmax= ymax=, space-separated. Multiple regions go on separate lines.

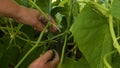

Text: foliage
xmin=0 ymin=0 xmax=120 ymax=68
xmin=71 ymin=5 xmax=112 ymax=68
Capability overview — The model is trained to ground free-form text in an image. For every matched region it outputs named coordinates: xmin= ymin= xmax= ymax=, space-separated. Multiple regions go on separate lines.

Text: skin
xmin=28 ymin=50 xmax=59 ymax=68
xmin=0 ymin=0 xmax=57 ymax=32
xmin=0 ymin=0 xmax=59 ymax=68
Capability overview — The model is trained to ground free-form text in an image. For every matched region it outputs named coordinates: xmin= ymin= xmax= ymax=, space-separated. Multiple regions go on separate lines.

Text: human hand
xmin=28 ymin=50 xmax=59 ymax=68
xmin=15 ymin=6 xmax=57 ymax=32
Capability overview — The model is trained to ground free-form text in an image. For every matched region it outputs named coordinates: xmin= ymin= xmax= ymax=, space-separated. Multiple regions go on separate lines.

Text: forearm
xmin=0 ymin=0 xmax=21 ymax=18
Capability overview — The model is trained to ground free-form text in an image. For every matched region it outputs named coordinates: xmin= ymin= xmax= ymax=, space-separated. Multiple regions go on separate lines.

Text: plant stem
xmin=103 ymin=50 xmax=117 ymax=68
xmin=58 ymin=35 xmax=67 ymax=68
xmin=58 ymin=0 xmax=75 ymax=67
xmin=58 ymin=0 xmax=69 ymax=7
xmin=117 ymin=19 xmax=120 ymax=37
xmin=49 ymin=0 xmax=52 ymax=14
xmin=28 ymin=0 xmax=61 ymax=32
xmin=9 ymin=24 xmax=23 ymax=46
xmin=28 ymin=0 xmax=48 ymax=20
xmin=17 ymin=31 xmax=67 ymax=45
xmin=15 ymin=23 xmax=50 ymax=68
xmin=109 ymin=15 xmax=120 ymax=54
xmin=89 ymin=1 xmax=109 ymax=17
xmin=46 ymin=31 xmax=67 ymax=41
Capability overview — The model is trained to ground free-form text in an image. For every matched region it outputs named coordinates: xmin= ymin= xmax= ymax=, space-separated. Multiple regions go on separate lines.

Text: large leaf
xmin=0 ymin=46 xmax=19 ymax=68
xmin=61 ymin=57 xmax=91 ymax=68
xmin=0 ymin=35 xmax=10 ymax=60
xmin=110 ymin=0 xmax=120 ymax=20
xmin=71 ymin=6 xmax=112 ymax=68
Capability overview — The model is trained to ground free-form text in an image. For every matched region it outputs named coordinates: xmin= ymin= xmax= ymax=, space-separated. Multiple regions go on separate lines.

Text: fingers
xmin=28 ymin=50 xmax=59 ymax=68
xmin=32 ymin=11 xmax=46 ymax=31
xmin=48 ymin=15 xmax=57 ymax=32
xmin=32 ymin=21 xmax=45 ymax=31
xmin=38 ymin=14 xmax=57 ymax=32
xmin=47 ymin=50 xmax=60 ymax=68
xmin=34 ymin=15 xmax=56 ymax=32
xmin=47 ymin=50 xmax=56 ymax=62
xmin=32 ymin=12 xmax=57 ymax=32
xmin=16 ymin=6 xmax=57 ymax=32
xmin=39 ymin=15 xmax=48 ymax=25
xmin=50 ymin=50 xmax=60 ymax=65
xmin=39 ymin=50 xmax=59 ymax=64
xmin=39 ymin=50 xmax=54 ymax=63
xmin=28 ymin=50 xmax=53 ymax=68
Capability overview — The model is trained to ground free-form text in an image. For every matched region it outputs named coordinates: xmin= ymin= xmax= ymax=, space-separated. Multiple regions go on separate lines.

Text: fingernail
xmin=48 ymin=49 xmax=56 ymax=62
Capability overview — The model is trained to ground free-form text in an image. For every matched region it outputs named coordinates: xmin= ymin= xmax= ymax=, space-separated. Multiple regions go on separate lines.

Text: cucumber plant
xmin=0 ymin=0 xmax=120 ymax=68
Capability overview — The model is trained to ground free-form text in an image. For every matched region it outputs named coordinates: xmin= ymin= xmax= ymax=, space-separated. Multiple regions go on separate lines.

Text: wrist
xmin=0 ymin=0 xmax=22 ymax=18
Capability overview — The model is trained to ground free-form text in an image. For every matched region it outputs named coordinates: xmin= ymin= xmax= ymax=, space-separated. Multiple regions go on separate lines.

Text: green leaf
xmin=112 ymin=52 xmax=120 ymax=68
xmin=36 ymin=0 xmax=50 ymax=13
xmin=61 ymin=57 xmax=76 ymax=68
xmin=0 ymin=46 xmax=20 ymax=68
xmin=61 ymin=57 xmax=91 ymax=68
xmin=0 ymin=35 xmax=11 ymax=59
xmin=18 ymin=45 xmax=45 ymax=68
xmin=15 ymin=0 xmax=30 ymax=7
xmin=110 ymin=0 xmax=120 ymax=20
xmin=71 ymin=6 xmax=112 ymax=68
xmin=16 ymin=0 xmax=50 ymax=13
xmin=55 ymin=13 xmax=63 ymax=29
xmin=74 ymin=57 xmax=91 ymax=68
xmin=20 ymin=25 xmax=35 ymax=40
